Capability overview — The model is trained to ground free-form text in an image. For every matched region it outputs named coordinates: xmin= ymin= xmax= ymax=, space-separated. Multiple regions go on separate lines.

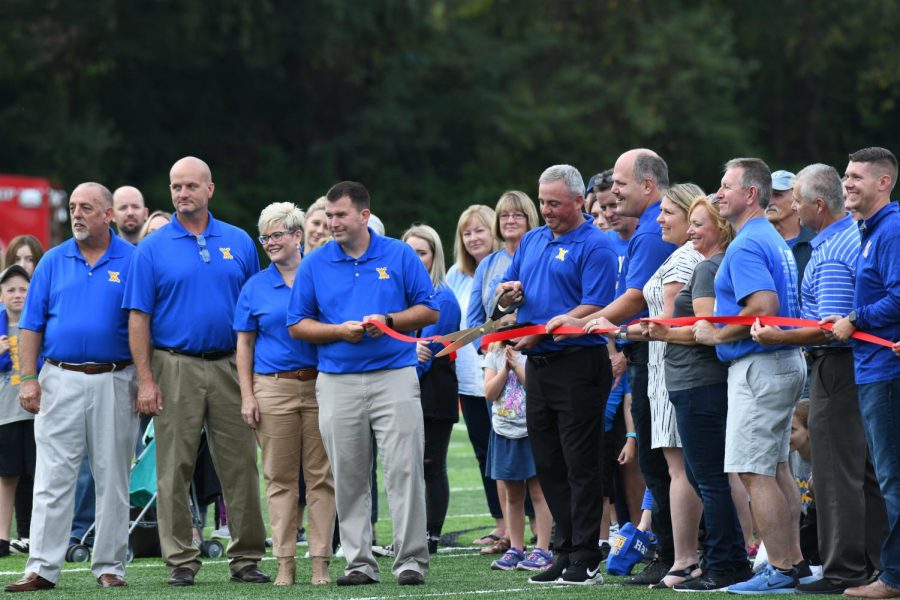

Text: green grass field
xmin=1 ymin=425 xmax=768 ymax=598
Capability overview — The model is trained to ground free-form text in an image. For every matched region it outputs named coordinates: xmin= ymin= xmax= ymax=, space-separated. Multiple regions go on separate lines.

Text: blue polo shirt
xmin=502 ymin=216 xmax=618 ymax=354
xmin=616 ymin=201 xmax=677 ymax=320
xmin=20 ymin=230 xmax=134 ymax=363
xmin=800 ymin=214 xmax=859 ymax=349
xmin=853 ymin=202 xmax=900 ymax=384
xmin=234 ymin=263 xmax=317 ymax=374
xmin=123 ymin=212 xmax=259 ymax=353
xmin=714 ymin=217 xmax=800 ymax=362
xmin=287 ymin=230 xmax=438 ymax=374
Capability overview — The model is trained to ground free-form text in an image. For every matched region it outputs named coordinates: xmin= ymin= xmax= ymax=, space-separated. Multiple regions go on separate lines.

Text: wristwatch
xmin=848 ymin=310 xmax=858 ymax=326
xmin=383 ymin=313 xmax=394 ymax=329
xmin=616 ymin=326 xmax=628 ymax=341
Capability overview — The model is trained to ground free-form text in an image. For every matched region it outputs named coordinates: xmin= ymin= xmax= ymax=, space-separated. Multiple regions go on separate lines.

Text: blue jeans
xmin=858 ymin=378 xmax=900 ymax=589
xmin=69 ymin=453 xmax=96 ymax=543
xmin=670 ymin=382 xmax=747 ymax=574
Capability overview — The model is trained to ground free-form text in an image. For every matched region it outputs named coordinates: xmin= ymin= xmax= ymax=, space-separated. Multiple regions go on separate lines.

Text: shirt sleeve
xmin=18 ymin=258 xmax=51 ymax=333
xmin=580 ymin=242 xmax=618 ymax=307
xmin=122 ymin=244 xmax=158 ymax=314
xmin=730 ymin=243 xmax=776 ymax=306
xmin=467 ymin=259 xmax=487 ymax=331
xmin=233 ymin=279 xmax=257 ymax=332
xmin=662 ymin=249 xmax=702 ymax=286
xmin=287 ymin=259 xmax=318 ymax=326
xmin=625 ymin=233 xmax=674 ymax=291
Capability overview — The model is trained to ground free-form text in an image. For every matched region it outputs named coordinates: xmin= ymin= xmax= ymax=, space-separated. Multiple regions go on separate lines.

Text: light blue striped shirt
xmin=800 ymin=214 xmax=859 ymax=348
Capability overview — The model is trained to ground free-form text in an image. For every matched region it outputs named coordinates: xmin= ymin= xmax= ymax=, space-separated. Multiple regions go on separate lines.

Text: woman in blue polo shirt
xmin=402 ymin=224 xmax=461 ymax=555
xmin=234 ymin=202 xmax=335 ymax=587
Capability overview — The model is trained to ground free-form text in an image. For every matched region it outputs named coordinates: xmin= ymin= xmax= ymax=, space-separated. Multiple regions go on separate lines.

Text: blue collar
xmin=264 ymin=263 xmax=289 ymax=289
xmin=811 ymin=213 xmax=854 ymax=249
xmin=62 ymin=228 xmax=128 ymax=264
xmin=168 ymin=211 xmax=223 ymax=239
xmin=636 ymin=199 xmax=662 ymax=231
xmin=859 ymin=202 xmax=899 ymax=238
xmin=328 ymin=228 xmax=385 ymax=262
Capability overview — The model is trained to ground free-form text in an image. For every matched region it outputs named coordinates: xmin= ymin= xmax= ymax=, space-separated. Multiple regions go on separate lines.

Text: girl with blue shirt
xmin=403 ymin=225 xmax=461 ymax=555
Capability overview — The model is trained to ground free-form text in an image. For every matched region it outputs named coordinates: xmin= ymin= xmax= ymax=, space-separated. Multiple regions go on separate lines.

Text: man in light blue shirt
xmin=752 ymin=163 xmax=886 ymax=594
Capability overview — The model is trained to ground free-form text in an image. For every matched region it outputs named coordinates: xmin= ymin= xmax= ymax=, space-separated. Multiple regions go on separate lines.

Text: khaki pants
xmin=253 ymin=374 xmax=335 ymax=558
xmin=317 ymin=367 xmax=428 ymax=580
xmin=152 ymin=350 xmax=265 ymax=574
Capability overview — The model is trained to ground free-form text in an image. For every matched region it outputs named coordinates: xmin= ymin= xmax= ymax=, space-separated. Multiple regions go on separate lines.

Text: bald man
xmin=112 ymin=186 xmax=149 ymax=245
xmin=124 ymin=157 xmax=267 ymax=586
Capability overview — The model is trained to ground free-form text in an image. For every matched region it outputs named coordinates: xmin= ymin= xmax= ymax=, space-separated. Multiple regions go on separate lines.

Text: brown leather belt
xmin=263 ymin=367 xmax=318 ymax=381
xmin=45 ymin=358 xmax=133 ymax=375
xmin=156 ymin=347 xmax=234 ymax=361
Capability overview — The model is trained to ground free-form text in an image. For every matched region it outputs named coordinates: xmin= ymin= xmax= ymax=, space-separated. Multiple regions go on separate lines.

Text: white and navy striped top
xmin=800 ymin=214 xmax=860 ymax=347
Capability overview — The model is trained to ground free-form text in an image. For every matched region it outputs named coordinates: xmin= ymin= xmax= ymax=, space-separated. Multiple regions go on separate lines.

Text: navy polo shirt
xmin=20 ymin=230 xmax=134 ymax=363
xmin=502 ymin=216 xmax=618 ymax=354
xmin=714 ymin=217 xmax=800 ymax=362
xmin=234 ymin=263 xmax=317 ymax=374
xmin=287 ymin=229 xmax=438 ymax=374
xmin=616 ymin=201 xmax=677 ymax=320
xmin=853 ymin=202 xmax=900 ymax=384
xmin=123 ymin=212 xmax=259 ymax=353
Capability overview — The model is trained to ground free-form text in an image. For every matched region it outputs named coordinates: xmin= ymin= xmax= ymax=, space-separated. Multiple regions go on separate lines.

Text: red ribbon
xmin=363 ymin=317 xmax=895 ymax=352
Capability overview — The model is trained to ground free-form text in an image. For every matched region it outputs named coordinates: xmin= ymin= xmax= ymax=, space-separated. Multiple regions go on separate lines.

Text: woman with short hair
xmin=234 ymin=202 xmax=335 ymax=586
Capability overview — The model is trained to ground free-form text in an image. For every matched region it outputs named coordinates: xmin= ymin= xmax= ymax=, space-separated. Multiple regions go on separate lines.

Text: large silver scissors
xmin=434 ymin=301 xmax=521 ymax=357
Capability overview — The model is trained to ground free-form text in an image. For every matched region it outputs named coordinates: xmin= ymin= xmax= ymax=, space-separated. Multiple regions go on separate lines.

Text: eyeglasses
xmin=258 ymin=230 xmax=294 ymax=245
xmin=196 ymin=234 xmax=210 ymax=263
xmin=499 ymin=212 xmax=527 ymax=221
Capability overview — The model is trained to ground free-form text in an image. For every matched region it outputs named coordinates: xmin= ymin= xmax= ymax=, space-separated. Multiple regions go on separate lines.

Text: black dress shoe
xmin=168 ymin=567 xmax=195 ymax=587
xmin=230 ymin=565 xmax=271 ymax=583
xmin=336 ymin=571 xmax=377 ymax=586
xmin=398 ymin=570 xmax=424 ymax=586
xmin=797 ymin=577 xmax=856 ymax=594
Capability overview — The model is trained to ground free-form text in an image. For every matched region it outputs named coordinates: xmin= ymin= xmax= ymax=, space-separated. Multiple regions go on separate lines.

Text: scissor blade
xmin=435 ymin=329 xmax=483 ymax=357
xmin=434 ymin=325 xmax=478 ymax=344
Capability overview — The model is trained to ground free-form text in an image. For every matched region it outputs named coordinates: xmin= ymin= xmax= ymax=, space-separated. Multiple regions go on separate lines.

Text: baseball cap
xmin=771 ymin=170 xmax=796 ymax=191
xmin=0 ymin=264 xmax=30 ymax=286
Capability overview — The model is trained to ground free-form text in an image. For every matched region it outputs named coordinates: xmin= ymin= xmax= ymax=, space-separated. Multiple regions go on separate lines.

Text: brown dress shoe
xmin=4 ymin=573 xmax=56 ymax=593
xmin=845 ymin=580 xmax=900 ymax=599
xmin=97 ymin=574 xmax=127 ymax=588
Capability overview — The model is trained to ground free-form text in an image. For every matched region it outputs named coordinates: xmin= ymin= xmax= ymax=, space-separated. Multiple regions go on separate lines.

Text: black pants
xmin=624 ymin=342 xmax=674 ymax=563
xmin=808 ymin=351 xmax=886 ymax=584
xmin=526 ymin=344 xmax=611 ymax=564
xmin=424 ymin=419 xmax=454 ymax=537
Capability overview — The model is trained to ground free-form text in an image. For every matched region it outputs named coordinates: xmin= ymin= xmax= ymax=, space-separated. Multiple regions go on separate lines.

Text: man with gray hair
xmin=5 ymin=183 xmax=138 ymax=592
xmin=498 ymin=164 xmax=618 ymax=585
xmin=752 ymin=163 xmax=886 ymax=594
xmin=693 ymin=158 xmax=808 ymax=593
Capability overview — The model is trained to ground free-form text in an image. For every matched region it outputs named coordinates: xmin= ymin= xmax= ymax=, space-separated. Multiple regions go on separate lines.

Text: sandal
xmin=649 ymin=563 xmax=701 ymax=589
xmin=479 ymin=537 xmax=511 ymax=555
xmin=472 ymin=533 xmax=501 ymax=546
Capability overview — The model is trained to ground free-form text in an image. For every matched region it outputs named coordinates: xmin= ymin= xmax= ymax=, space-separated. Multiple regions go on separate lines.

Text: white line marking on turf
xmin=354 ymin=587 xmax=530 ymax=600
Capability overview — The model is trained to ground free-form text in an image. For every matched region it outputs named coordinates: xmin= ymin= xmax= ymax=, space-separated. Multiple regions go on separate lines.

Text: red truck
xmin=0 ymin=174 xmax=68 ymax=253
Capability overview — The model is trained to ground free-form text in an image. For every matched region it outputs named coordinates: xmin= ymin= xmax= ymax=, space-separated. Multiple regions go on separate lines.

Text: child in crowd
xmin=483 ymin=315 xmax=553 ymax=571
xmin=0 ymin=266 xmax=36 ymax=557
xmin=789 ymin=399 xmax=819 ymax=566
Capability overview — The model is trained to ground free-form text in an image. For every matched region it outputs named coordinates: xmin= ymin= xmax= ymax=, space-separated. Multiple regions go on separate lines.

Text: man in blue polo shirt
xmin=829 ymin=147 xmax=900 ymax=600
xmin=693 ymin=158 xmax=807 ymax=594
xmin=123 ymin=156 xmax=267 ymax=587
xmin=5 ymin=183 xmax=137 ymax=592
xmin=500 ymin=164 xmax=618 ymax=585
xmin=551 ymin=149 xmax=678 ymax=585
xmin=287 ymin=181 xmax=438 ymax=587
xmin=752 ymin=163 xmax=886 ymax=594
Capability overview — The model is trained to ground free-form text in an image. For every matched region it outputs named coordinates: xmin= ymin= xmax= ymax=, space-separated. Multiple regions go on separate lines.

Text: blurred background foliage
xmin=1 ymin=0 xmax=898 ymax=247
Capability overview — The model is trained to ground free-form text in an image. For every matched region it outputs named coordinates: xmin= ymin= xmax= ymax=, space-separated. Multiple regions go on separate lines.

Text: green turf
xmin=0 ymin=425 xmax=761 ymax=598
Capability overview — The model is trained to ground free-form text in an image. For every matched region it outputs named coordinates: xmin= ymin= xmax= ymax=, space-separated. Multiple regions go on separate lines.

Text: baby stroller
xmin=66 ymin=422 xmax=225 ymax=562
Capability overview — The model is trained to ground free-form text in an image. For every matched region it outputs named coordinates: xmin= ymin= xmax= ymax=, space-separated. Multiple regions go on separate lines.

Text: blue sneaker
xmin=491 ymin=548 xmax=526 ymax=571
xmin=727 ymin=565 xmax=798 ymax=594
xmin=517 ymin=548 xmax=554 ymax=571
